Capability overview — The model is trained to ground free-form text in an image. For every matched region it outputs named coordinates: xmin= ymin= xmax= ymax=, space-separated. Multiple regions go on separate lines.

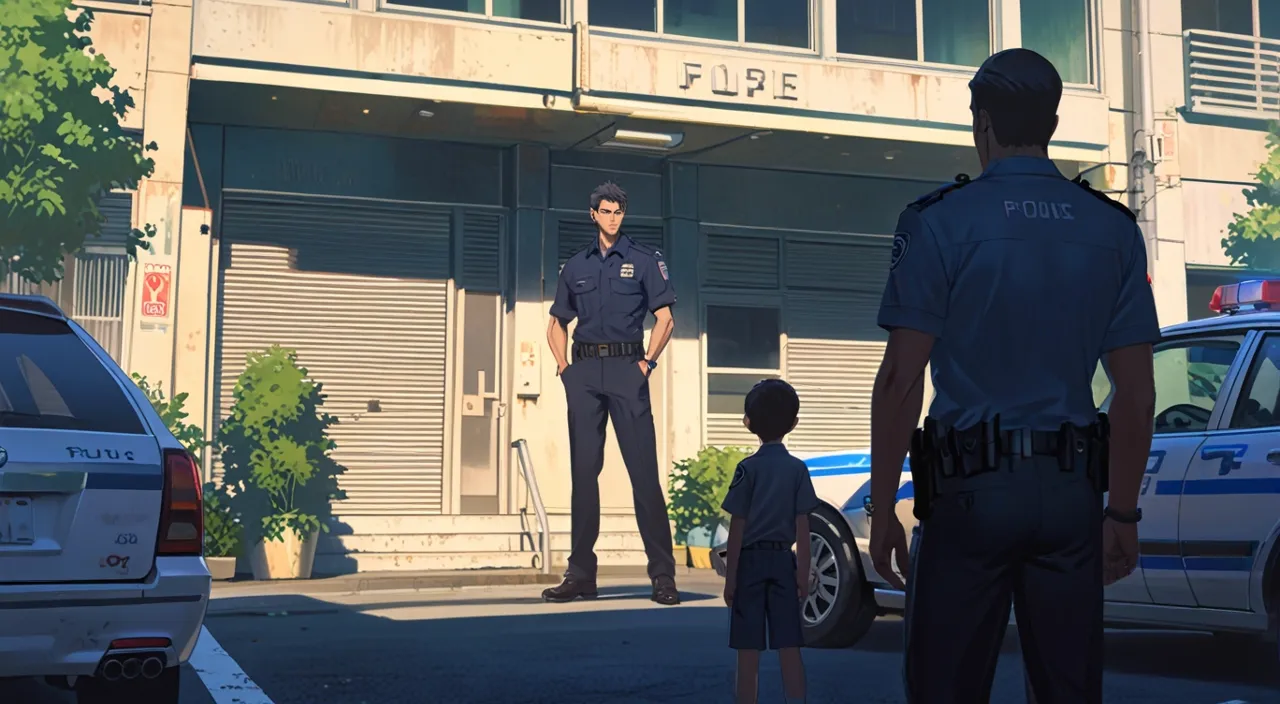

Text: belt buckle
xmin=596 ymin=344 xmax=609 ymax=357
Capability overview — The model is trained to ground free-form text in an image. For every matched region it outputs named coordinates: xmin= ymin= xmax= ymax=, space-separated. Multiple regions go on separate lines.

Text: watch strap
xmin=1104 ymin=506 xmax=1142 ymax=523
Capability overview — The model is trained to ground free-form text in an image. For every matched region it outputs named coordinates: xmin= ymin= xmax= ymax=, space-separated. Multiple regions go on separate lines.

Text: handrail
xmin=1185 ymin=29 xmax=1280 ymax=120
xmin=512 ymin=439 xmax=552 ymax=575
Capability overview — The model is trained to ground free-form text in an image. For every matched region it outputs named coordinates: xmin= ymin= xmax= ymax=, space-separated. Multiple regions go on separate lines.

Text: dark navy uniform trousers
xmin=904 ymin=454 xmax=1104 ymax=704
xmin=561 ymin=353 xmax=675 ymax=581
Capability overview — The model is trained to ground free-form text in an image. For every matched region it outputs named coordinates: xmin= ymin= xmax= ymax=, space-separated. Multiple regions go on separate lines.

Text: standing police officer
xmin=543 ymin=181 xmax=681 ymax=607
xmin=865 ymin=49 xmax=1158 ymax=703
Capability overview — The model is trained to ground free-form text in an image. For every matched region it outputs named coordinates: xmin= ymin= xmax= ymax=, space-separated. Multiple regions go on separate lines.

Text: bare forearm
xmin=546 ymin=317 xmax=569 ymax=369
xmin=870 ymin=363 xmax=925 ymax=511
xmin=645 ymin=309 xmax=674 ymax=361
xmin=794 ymin=514 xmax=811 ymax=567
xmin=725 ymin=516 xmax=746 ymax=584
xmin=1107 ymin=389 xmax=1155 ymax=512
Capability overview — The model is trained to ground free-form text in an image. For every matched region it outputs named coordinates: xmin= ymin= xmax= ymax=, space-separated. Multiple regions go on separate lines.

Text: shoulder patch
xmin=730 ymin=464 xmax=746 ymax=489
xmin=890 ymin=231 xmax=911 ymax=271
xmin=1071 ymin=176 xmax=1137 ymax=222
xmin=907 ymin=173 xmax=972 ymax=213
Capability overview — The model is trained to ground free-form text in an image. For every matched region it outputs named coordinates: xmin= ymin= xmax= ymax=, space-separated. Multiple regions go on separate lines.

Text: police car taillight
xmin=1209 ymin=279 xmax=1280 ymax=314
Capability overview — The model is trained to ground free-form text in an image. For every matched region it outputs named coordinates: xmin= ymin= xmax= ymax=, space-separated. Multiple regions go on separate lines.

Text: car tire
xmin=802 ymin=508 xmax=878 ymax=649
xmin=76 ymin=665 xmax=180 ymax=704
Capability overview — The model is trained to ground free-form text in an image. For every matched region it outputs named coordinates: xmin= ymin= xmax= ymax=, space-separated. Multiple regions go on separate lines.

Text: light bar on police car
xmin=1208 ymin=279 xmax=1280 ymax=314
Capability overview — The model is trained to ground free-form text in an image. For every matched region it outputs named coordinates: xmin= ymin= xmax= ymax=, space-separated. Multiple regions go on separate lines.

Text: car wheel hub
xmin=802 ymin=531 xmax=839 ymax=626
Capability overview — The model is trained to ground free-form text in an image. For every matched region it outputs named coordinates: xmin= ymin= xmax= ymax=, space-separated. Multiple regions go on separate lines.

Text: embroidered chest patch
xmin=620 ymin=262 xmax=635 ymax=278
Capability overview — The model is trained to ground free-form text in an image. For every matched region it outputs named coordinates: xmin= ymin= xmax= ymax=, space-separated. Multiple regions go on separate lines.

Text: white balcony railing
xmin=1185 ymin=29 xmax=1280 ymax=120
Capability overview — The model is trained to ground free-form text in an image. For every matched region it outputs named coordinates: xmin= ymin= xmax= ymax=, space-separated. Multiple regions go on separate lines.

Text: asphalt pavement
xmin=3 ymin=571 xmax=1278 ymax=703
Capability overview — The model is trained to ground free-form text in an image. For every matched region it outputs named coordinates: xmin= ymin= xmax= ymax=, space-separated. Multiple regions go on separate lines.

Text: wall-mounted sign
xmin=678 ymin=62 xmax=801 ymax=102
xmin=140 ymin=263 xmax=172 ymax=320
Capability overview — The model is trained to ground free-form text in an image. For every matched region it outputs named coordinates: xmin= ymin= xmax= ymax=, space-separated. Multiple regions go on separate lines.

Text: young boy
xmin=721 ymin=379 xmax=820 ymax=704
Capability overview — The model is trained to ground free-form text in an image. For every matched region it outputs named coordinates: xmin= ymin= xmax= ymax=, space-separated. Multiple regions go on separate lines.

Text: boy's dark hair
xmin=969 ymin=48 xmax=1063 ymax=149
xmin=744 ymin=379 xmax=799 ymax=442
xmin=590 ymin=181 xmax=628 ymax=211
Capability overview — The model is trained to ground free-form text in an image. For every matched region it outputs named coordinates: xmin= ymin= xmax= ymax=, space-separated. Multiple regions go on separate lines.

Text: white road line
xmin=189 ymin=625 xmax=275 ymax=704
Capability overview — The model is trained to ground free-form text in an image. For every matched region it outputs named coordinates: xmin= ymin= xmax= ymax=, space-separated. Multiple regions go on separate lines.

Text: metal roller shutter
xmin=216 ymin=194 xmax=451 ymax=515
xmin=461 ymin=212 xmax=503 ymax=292
xmin=784 ymin=237 xmax=891 ymax=451
xmin=558 ymin=221 xmax=665 ymax=265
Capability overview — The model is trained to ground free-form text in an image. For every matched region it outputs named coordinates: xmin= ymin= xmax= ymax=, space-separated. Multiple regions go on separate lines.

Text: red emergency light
xmin=1209 ymin=279 xmax=1280 ymax=314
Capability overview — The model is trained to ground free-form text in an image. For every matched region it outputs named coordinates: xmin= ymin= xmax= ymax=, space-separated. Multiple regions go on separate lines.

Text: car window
xmin=1229 ymin=334 xmax=1280 ymax=429
xmin=1152 ymin=337 xmax=1242 ymax=434
xmin=0 ymin=310 xmax=144 ymax=434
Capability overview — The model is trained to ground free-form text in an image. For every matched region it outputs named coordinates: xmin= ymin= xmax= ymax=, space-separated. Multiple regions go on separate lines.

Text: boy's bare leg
xmin=779 ymin=647 xmax=806 ymax=702
xmin=735 ymin=649 xmax=760 ymax=704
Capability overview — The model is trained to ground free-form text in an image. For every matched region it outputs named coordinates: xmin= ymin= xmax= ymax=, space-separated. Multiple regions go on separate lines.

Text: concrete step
xmin=330 ymin=513 xmax=643 ymax=536
xmin=320 ymin=531 xmax=645 ymax=555
xmin=311 ymin=547 xmax=678 ymax=575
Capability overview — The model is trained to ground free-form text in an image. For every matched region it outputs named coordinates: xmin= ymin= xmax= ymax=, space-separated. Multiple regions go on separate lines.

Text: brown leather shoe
xmin=651 ymin=575 xmax=680 ymax=606
xmin=541 ymin=576 xmax=598 ymax=603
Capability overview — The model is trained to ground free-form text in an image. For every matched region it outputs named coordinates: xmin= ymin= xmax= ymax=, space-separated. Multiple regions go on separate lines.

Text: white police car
xmin=714 ymin=279 xmax=1280 ymax=657
xmin=0 ymin=294 xmax=211 ymax=702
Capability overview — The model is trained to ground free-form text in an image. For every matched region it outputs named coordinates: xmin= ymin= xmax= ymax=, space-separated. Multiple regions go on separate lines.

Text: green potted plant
xmin=131 ymin=374 xmax=240 ymax=579
xmin=218 ymin=346 xmax=346 ymax=580
xmin=667 ymin=445 xmax=751 ymax=568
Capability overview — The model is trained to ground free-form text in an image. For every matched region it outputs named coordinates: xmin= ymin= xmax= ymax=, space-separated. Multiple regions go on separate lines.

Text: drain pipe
xmin=1136 ymin=0 xmax=1159 ymax=278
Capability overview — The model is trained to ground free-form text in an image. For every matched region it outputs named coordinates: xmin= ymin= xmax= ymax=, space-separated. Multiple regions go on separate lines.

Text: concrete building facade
xmin=32 ymin=0 xmax=1277 ymax=573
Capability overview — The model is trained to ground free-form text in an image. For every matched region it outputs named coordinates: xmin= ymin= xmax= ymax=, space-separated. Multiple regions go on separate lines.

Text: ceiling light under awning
xmin=596 ymin=129 xmax=685 ymax=153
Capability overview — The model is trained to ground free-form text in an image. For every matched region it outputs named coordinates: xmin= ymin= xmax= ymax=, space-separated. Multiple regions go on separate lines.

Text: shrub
xmin=667 ymin=445 xmax=752 ymax=544
xmin=218 ymin=346 xmax=347 ymax=545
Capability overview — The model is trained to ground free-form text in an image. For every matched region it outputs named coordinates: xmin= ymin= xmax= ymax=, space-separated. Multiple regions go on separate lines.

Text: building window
xmin=1182 ymin=0 xmax=1256 ymax=35
xmin=1021 ymin=0 xmax=1093 ymax=85
xmin=705 ymin=304 xmax=781 ymax=415
xmin=387 ymin=0 xmax=562 ymax=23
xmin=592 ymin=0 xmax=812 ymax=49
xmin=836 ymin=0 xmax=990 ymax=66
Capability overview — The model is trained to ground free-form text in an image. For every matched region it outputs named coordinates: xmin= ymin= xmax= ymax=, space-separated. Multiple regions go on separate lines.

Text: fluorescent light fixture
xmin=597 ymin=129 xmax=685 ymax=153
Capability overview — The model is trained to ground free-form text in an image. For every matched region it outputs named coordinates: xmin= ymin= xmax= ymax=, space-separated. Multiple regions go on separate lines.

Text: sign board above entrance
xmin=677 ymin=62 xmax=801 ymax=103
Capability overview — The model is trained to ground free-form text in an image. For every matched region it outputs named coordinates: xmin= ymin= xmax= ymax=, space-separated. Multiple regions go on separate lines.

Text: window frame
xmin=378 ymin=0 xmax=571 ymax=29
xmin=586 ymin=0 xmax=819 ymax=56
xmin=1018 ymin=0 xmax=1103 ymax=89
xmin=700 ymin=292 xmax=786 ymax=445
xmin=1140 ymin=330 xmax=1257 ymax=438
xmin=831 ymin=0 xmax=997 ymax=72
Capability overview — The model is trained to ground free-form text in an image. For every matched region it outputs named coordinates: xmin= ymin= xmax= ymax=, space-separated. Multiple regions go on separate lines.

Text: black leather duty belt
xmin=572 ymin=342 xmax=644 ymax=360
xmin=742 ymin=540 xmax=791 ymax=551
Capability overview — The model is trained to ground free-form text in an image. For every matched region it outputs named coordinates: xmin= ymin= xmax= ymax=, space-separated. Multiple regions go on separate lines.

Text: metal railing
xmin=1185 ymin=29 xmax=1280 ymax=120
xmin=511 ymin=438 xmax=552 ymax=575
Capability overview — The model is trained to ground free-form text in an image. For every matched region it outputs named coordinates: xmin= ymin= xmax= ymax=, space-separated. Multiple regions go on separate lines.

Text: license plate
xmin=0 ymin=496 xmax=33 ymax=545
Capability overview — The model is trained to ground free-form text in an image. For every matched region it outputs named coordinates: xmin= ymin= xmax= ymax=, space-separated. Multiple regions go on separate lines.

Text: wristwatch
xmin=644 ymin=359 xmax=658 ymax=372
xmin=1104 ymin=506 xmax=1143 ymax=524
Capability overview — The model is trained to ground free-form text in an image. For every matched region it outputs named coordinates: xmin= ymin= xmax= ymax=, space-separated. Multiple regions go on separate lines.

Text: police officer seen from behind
xmin=721 ymin=379 xmax=820 ymax=704
xmin=866 ymin=49 xmax=1158 ymax=704
xmin=543 ymin=181 xmax=681 ymax=607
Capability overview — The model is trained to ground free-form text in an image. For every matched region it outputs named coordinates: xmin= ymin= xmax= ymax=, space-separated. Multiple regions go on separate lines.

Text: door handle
xmin=1267 ymin=449 xmax=1280 ymax=465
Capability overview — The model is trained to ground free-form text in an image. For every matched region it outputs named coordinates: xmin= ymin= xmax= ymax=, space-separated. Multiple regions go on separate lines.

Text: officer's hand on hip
xmin=637 ymin=361 xmax=651 ymax=378
xmin=556 ymin=361 xmax=569 ymax=376
xmin=1102 ymin=518 xmax=1139 ymax=586
xmin=870 ymin=511 xmax=910 ymax=592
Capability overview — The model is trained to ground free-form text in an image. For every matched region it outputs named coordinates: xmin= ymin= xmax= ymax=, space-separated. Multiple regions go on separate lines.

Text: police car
xmin=714 ymin=279 xmax=1280 ymax=658
xmin=0 ymin=294 xmax=211 ymax=702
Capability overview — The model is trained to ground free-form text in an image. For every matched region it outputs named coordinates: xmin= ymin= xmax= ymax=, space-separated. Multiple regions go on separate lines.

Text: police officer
xmin=542 ymin=181 xmax=681 ymax=607
xmin=864 ymin=49 xmax=1158 ymax=703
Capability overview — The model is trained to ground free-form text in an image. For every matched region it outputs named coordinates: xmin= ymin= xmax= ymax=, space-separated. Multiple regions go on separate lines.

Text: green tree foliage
xmin=0 ymin=0 xmax=157 ymax=284
xmin=666 ymin=446 xmax=752 ymax=544
xmin=1223 ymin=121 xmax=1280 ymax=270
xmin=218 ymin=346 xmax=347 ymax=545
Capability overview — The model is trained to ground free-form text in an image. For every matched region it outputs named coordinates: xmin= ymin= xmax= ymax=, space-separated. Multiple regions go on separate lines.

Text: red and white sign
xmin=140 ymin=263 xmax=172 ymax=319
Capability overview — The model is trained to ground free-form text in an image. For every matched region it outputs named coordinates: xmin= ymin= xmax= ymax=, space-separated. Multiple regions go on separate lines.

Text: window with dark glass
xmin=706 ymin=305 xmax=781 ymax=415
xmin=664 ymin=0 xmax=737 ymax=42
xmin=836 ymin=0 xmax=917 ymax=60
xmin=836 ymin=0 xmax=989 ymax=66
xmin=1181 ymin=0 xmax=1255 ymax=34
xmin=493 ymin=0 xmax=561 ymax=22
xmin=590 ymin=0 xmax=657 ymax=31
xmin=745 ymin=0 xmax=810 ymax=48
xmin=387 ymin=0 xmax=484 ymax=12
xmin=1021 ymin=0 xmax=1092 ymax=85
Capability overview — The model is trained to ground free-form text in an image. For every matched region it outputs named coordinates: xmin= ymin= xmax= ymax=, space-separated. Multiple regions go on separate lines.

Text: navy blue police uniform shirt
xmin=877 ymin=157 xmax=1162 ymax=432
xmin=721 ymin=443 xmax=821 ymax=547
xmin=550 ymin=234 xmax=676 ymax=343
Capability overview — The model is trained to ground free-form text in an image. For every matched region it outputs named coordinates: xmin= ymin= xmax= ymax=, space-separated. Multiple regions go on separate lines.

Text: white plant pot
xmin=206 ymin=556 xmax=236 ymax=581
xmin=249 ymin=530 xmax=319 ymax=580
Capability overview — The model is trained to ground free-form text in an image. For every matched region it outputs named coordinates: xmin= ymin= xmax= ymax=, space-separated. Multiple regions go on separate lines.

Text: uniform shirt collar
xmin=590 ymin=234 xmax=632 ymax=258
xmin=981 ymin=156 xmax=1064 ymax=179
xmin=757 ymin=440 xmax=787 ymax=452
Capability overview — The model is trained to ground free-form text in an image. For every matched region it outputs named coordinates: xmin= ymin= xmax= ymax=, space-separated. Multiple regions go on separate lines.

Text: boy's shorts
xmin=729 ymin=545 xmax=805 ymax=651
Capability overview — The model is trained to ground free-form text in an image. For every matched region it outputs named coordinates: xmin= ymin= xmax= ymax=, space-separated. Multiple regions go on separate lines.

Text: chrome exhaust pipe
xmin=121 ymin=657 xmax=142 ymax=680
xmin=141 ymin=656 xmax=164 ymax=679
xmin=100 ymin=658 xmax=123 ymax=682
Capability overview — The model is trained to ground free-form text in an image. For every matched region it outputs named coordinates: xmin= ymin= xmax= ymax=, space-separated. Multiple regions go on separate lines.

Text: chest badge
xmin=620 ymin=263 xmax=635 ymax=278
